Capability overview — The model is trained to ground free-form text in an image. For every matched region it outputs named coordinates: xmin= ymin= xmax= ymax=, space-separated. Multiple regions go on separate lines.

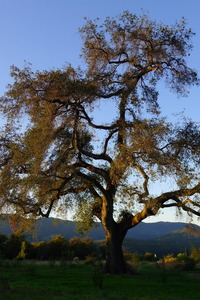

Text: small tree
xmin=69 ymin=237 xmax=96 ymax=259
xmin=0 ymin=12 xmax=199 ymax=273
xmin=48 ymin=235 xmax=67 ymax=260
xmin=16 ymin=241 xmax=26 ymax=260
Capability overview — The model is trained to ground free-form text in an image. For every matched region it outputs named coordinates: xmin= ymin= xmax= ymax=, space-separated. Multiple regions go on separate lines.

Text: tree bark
xmin=104 ymin=223 xmax=127 ymax=274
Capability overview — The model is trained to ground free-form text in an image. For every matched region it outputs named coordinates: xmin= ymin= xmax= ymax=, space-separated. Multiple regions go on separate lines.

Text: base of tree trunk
xmin=104 ymin=260 xmax=127 ymax=274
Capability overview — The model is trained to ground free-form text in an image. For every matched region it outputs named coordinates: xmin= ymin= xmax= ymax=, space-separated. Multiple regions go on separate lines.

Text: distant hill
xmin=0 ymin=216 xmax=198 ymax=241
xmin=126 ymin=221 xmax=190 ymax=240
xmin=33 ymin=219 xmax=196 ymax=241
xmin=124 ymin=228 xmax=200 ymax=257
xmin=1 ymin=217 xmax=200 ymax=256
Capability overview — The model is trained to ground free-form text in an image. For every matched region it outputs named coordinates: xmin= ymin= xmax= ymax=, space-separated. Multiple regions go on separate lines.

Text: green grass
xmin=0 ymin=261 xmax=200 ymax=299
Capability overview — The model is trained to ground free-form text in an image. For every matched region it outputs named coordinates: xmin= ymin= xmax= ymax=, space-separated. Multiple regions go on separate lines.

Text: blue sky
xmin=0 ymin=0 xmax=199 ymax=223
xmin=0 ymin=0 xmax=199 ymax=119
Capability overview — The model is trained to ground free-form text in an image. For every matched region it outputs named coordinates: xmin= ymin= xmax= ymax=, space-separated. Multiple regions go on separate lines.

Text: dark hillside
xmin=34 ymin=219 xmax=192 ymax=241
xmin=124 ymin=229 xmax=200 ymax=257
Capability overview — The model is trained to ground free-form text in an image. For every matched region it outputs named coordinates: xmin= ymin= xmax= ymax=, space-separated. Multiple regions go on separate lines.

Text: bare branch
xmin=79 ymin=103 xmax=118 ymax=130
xmin=75 ymin=130 xmax=113 ymax=163
xmin=103 ymin=129 xmax=118 ymax=155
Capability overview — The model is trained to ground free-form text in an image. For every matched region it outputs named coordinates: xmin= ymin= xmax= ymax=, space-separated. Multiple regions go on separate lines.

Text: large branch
xmin=157 ymin=183 xmax=200 ymax=206
xmin=120 ymin=182 xmax=200 ymax=231
xmin=77 ymin=144 xmax=113 ymax=163
xmin=89 ymin=186 xmax=102 ymax=220
xmin=160 ymin=188 xmax=200 ymax=217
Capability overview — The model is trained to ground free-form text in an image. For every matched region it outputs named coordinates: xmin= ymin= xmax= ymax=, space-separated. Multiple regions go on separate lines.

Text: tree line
xmin=0 ymin=234 xmax=102 ymax=261
xmin=1 ymin=232 xmax=200 ymax=273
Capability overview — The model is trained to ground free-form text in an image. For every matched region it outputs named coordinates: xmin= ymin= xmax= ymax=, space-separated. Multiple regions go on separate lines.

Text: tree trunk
xmin=104 ymin=224 xmax=127 ymax=274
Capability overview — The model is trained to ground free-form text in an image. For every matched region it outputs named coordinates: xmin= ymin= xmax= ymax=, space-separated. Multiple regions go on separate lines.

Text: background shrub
xmin=159 ymin=253 xmax=196 ymax=271
xmin=190 ymin=247 xmax=200 ymax=263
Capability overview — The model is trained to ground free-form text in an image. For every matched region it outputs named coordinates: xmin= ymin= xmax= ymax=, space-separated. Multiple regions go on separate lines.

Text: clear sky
xmin=0 ymin=0 xmax=199 ymax=224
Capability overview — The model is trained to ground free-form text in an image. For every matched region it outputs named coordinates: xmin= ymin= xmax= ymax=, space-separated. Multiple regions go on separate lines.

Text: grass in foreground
xmin=0 ymin=261 xmax=200 ymax=299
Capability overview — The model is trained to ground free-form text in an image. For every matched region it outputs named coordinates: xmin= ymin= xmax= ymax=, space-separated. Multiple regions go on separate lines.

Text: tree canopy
xmin=0 ymin=11 xmax=199 ymax=273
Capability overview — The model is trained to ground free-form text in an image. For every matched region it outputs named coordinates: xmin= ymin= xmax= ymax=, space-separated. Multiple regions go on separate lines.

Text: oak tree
xmin=0 ymin=12 xmax=200 ymax=273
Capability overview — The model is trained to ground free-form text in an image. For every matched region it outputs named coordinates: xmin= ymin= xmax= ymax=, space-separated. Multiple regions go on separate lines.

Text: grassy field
xmin=0 ymin=260 xmax=200 ymax=299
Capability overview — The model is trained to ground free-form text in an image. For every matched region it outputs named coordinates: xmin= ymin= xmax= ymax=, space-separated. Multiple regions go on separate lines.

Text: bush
xmin=177 ymin=253 xmax=189 ymax=261
xmin=158 ymin=253 xmax=196 ymax=271
xmin=176 ymin=253 xmax=196 ymax=270
xmin=48 ymin=235 xmax=69 ymax=260
xmin=32 ymin=236 xmax=71 ymax=260
xmin=84 ymin=255 xmax=97 ymax=265
xmin=163 ymin=254 xmax=177 ymax=265
xmin=123 ymin=249 xmax=133 ymax=262
xmin=69 ymin=237 xmax=97 ymax=260
xmin=124 ymin=252 xmax=141 ymax=264
xmin=144 ymin=252 xmax=157 ymax=261
xmin=190 ymin=247 xmax=200 ymax=262
xmin=32 ymin=241 xmax=48 ymax=260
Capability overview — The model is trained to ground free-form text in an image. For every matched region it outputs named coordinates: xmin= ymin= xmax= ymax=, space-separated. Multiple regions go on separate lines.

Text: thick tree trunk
xmin=101 ymin=192 xmax=128 ymax=274
xmin=104 ymin=224 xmax=127 ymax=274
